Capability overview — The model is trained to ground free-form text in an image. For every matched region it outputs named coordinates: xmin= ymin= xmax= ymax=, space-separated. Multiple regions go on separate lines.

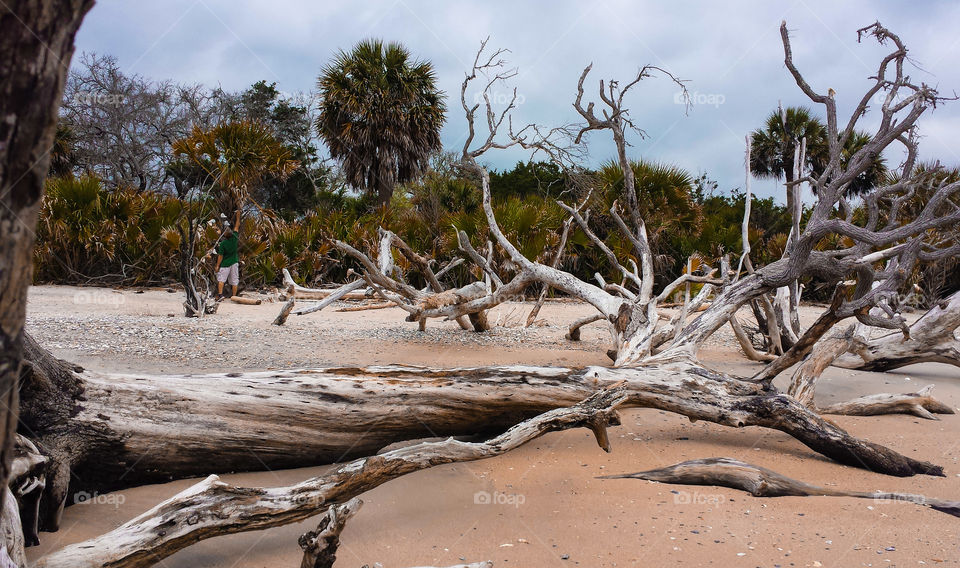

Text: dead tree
xmin=14 ymin=22 xmax=960 ymax=568
xmin=333 ymin=228 xmax=488 ymax=331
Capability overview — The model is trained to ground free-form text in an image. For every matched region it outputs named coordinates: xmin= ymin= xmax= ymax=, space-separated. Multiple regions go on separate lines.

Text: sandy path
xmin=23 ymin=285 xmax=960 ymax=567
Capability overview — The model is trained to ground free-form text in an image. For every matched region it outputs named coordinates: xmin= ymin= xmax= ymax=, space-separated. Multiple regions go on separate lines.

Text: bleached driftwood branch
xmin=34 ymin=386 xmax=626 ymax=568
xmin=601 ymin=457 xmax=960 ymax=517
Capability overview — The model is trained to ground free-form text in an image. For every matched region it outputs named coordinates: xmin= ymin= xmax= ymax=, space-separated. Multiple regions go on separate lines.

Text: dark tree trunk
xmin=375 ymin=175 xmax=394 ymax=207
xmin=0 ymin=0 xmax=93 ymax=517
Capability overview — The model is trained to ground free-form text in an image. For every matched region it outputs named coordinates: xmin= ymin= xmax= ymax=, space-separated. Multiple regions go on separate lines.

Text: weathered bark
xmin=752 ymin=286 xmax=847 ymax=384
xmin=272 ymin=298 xmax=295 ymax=326
xmin=566 ymin=314 xmax=605 ymax=341
xmin=295 ymin=500 xmax=493 ymax=568
xmin=836 ymin=291 xmax=960 ymax=371
xmin=729 ymin=316 xmax=776 ymax=362
xmin=787 ymin=326 xmax=857 ymax=407
xmin=298 ymin=498 xmax=492 ymax=568
xmin=601 ymin=457 xmax=960 ymax=517
xmin=9 ymin=434 xmax=48 ymax=548
xmin=33 ymin=386 xmax=624 ymax=568
xmin=1 ymin=487 xmax=26 ymax=567
xmin=335 ymin=301 xmax=396 ymax=312
xmin=291 ymin=280 xmax=364 ymax=316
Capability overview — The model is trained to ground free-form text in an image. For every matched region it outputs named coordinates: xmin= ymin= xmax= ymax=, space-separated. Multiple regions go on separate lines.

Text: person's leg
xmin=228 ymin=264 xmax=239 ymax=298
xmin=216 ymin=266 xmax=228 ymax=299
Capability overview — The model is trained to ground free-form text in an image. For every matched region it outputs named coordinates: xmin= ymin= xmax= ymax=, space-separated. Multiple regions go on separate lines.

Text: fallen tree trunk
xmin=784 ymin=323 xmax=954 ymax=420
xmin=819 ymin=385 xmax=955 ymax=420
xmin=33 ymin=386 xmax=624 ymax=568
xmin=335 ymin=301 xmax=396 ymax=312
xmin=601 ymin=457 xmax=960 ymax=517
xmin=229 ymin=296 xmax=261 ymax=305
xmin=16 ymin=334 xmax=943 ymax=542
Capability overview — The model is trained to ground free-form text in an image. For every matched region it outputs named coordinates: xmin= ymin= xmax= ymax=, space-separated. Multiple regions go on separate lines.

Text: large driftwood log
xmin=601 ymin=457 xmax=960 ymax=517
xmin=336 ymin=301 xmax=396 ymax=312
xmin=33 ymin=386 xmax=625 ymax=568
xmin=836 ymin=291 xmax=960 ymax=371
xmin=17 ymin=335 xmax=942 ymax=540
xmin=820 ymin=385 xmax=955 ymax=420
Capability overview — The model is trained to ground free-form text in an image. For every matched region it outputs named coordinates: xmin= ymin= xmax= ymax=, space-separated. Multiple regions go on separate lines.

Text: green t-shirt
xmin=217 ymin=233 xmax=239 ymax=267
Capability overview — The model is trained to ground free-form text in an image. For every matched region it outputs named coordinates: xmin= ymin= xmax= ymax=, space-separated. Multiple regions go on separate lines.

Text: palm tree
xmin=750 ymin=106 xmax=828 ymax=184
xmin=596 ymin=159 xmax=703 ymax=281
xmin=598 ymin=159 xmax=702 ymax=243
xmin=750 ymin=107 xmax=828 ymax=224
xmin=317 ymin=39 xmax=446 ymax=207
xmin=49 ymin=122 xmax=79 ymax=178
xmin=171 ymin=120 xmax=299 ymax=215
xmin=838 ymin=130 xmax=887 ymax=197
xmin=751 ymin=106 xmax=885 ymax=198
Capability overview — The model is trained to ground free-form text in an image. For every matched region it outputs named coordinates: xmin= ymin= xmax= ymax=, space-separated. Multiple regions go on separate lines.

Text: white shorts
xmin=217 ymin=264 xmax=239 ymax=286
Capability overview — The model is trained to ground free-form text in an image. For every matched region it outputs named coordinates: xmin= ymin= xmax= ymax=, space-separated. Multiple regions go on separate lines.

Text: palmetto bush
xmin=35 ymin=175 xmax=183 ymax=284
xmin=34 ymin=168 xmax=958 ymax=303
xmin=34 ymin=175 xmax=345 ymax=289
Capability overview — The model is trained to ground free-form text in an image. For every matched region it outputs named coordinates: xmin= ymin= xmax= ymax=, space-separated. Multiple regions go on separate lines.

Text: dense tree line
xmin=38 ymin=46 xmax=958 ymax=307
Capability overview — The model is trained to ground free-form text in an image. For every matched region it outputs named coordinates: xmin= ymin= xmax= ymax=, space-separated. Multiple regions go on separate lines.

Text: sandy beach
xmin=23 ymin=285 xmax=960 ymax=567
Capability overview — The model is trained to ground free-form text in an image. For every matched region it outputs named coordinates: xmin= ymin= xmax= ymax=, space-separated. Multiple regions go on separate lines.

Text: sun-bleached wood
xmin=601 ymin=457 xmax=960 ymax=517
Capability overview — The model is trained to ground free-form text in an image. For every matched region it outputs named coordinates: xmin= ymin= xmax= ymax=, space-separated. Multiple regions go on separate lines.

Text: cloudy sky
xmin=73 ymin=0 xmax=960 ymax=201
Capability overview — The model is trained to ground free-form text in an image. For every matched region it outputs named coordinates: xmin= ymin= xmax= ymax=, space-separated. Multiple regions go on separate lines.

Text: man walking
xmin=215 ymin=210 xmax=241 ymax=300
